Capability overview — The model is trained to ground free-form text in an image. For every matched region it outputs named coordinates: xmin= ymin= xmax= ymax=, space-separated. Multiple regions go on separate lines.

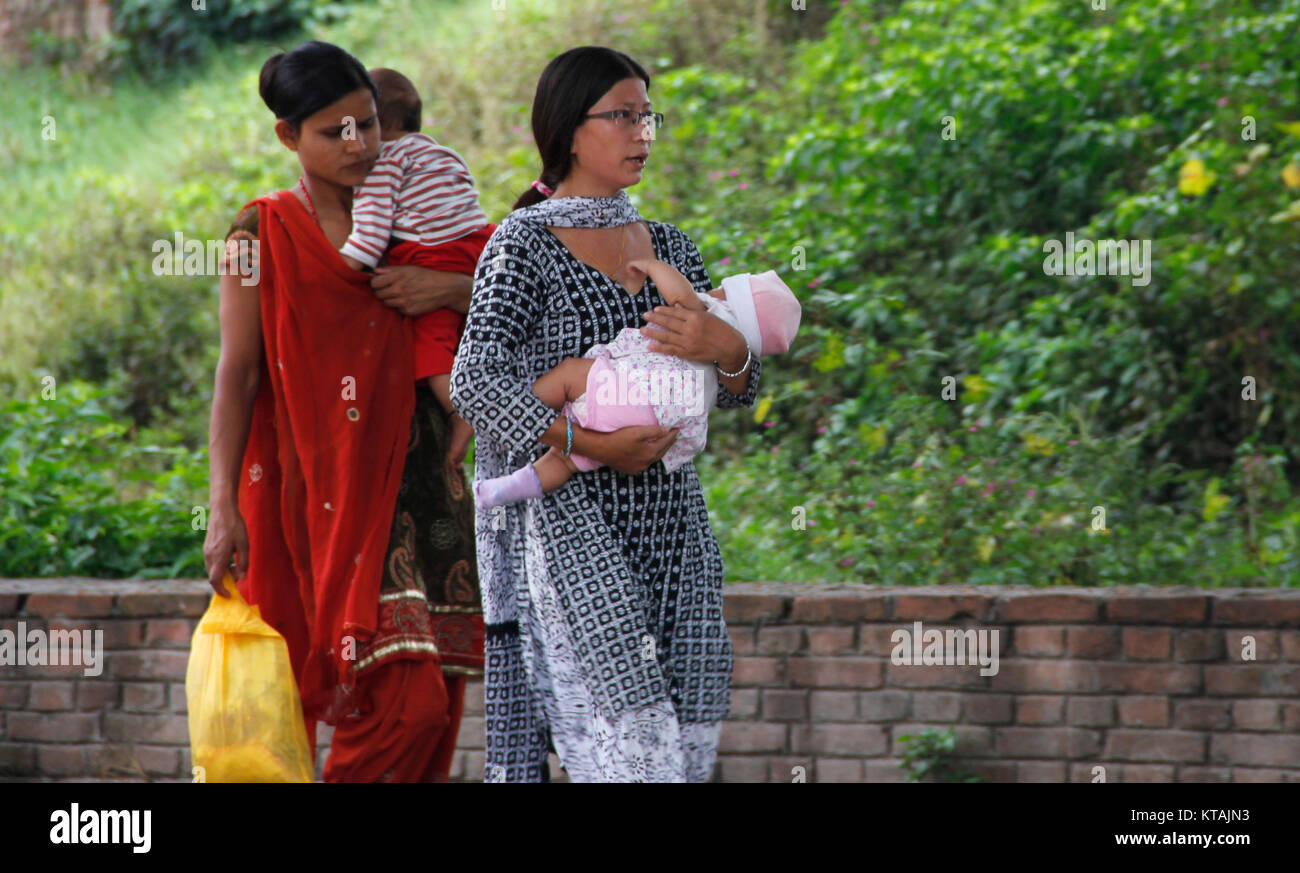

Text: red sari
xmin=233 ymin=188 xmax=479 ymax=781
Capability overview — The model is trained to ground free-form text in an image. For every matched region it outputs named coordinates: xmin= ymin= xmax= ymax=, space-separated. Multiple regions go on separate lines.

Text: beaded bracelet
xmin=562 ymin=414 xmax=573 ymax=457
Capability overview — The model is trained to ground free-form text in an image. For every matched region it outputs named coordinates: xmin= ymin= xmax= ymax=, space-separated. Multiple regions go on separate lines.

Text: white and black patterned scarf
xmin=511 ymin=189 xmax=643 ymax=228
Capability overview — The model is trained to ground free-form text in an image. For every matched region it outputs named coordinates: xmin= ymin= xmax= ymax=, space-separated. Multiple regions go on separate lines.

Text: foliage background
xmin=1 ymin=0 xmax=1298 ymax=584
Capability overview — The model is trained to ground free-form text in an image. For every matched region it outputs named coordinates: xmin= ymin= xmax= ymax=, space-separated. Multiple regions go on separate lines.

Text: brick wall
xmin=2 ymin=579 xmax=1298 ymax=782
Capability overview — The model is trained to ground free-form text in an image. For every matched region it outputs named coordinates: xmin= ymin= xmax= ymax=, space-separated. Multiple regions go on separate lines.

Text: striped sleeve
xmin=341 ymin=144 xmax=404 ymax=267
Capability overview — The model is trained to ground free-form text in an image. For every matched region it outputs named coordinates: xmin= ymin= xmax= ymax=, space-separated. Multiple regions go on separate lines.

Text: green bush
xmin=0 ymin=381 xmax=208 ymax=578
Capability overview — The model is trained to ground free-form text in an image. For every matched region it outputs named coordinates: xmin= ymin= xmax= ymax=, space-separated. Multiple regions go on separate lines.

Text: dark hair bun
xmin=256 ymin=41 xmax=376 ymax=128
xmin=258 ymin=52 xmax=286 ymax=117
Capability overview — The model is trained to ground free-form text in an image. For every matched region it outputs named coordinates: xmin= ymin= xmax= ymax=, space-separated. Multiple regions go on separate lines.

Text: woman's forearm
xmin=715 ymin=327 xmax=753 ymax=396
xmin=208 ymin=361 xmax=261 ymax=510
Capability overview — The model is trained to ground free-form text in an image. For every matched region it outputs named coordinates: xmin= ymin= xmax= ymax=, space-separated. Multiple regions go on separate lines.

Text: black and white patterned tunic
xmin=449 ymin=206 xmax=761 ymax=782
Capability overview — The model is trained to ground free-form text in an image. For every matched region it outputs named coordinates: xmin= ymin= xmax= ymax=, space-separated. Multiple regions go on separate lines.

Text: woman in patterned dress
xmin=450 ymin=46 xmax=760 ymax=782
xmin=203 ymin=41 xmax=483 ymax=782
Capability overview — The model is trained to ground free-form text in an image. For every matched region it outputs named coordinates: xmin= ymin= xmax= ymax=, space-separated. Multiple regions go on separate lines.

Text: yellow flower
xmin=1282 ymin=163 xmax=1300 ymax=189
xmin=1203 ymin=476 xmax=1231 ymax=523
xmin=976 ymin=536 xmax=996 ymax=562
xmin=753 ymin=393 xmax=773 ymax=424
xmin=1022 ymin=433 xmax=1056 ymax=456
xmin=859 ymin=423 xmax=887 ymax=452
xmin=1178 ymin=158 xmax=1217 ymax=196
xmin=963 ymin=374 xmax=991 ymax=403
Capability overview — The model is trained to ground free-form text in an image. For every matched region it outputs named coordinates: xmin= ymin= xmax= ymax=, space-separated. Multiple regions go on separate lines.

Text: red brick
xmin=104 ymin=712 xmax=189 ymax=744
xmin=1232 ymin=700 xmax=1280 ymax=730
xmin=1122 ymin=628 xmax=1171 ymax=660
xmin=858 ymin=624 xmax=897 ymax=655
xmin=1205 ymin=665 xmax=1300 ymax=696
xmin=995 ymin=727 xmax=1099 ymax=759
xmin=728 ymin=625 xmax=754 ymax=656
xmin=808 ymin=626 xmax=855 ymax=655
xmin=728 ymin=688 xmax=759 ymax=719
xmin=1096 ymin=663 xmax=1199 ymax=694
xmin=964 ymin=761 xmax=1018 ymax=783
xmin=962 ymin=693 xmax=1013 ymax=724
xmin=1117 ymin=696 xmax=1169 ymax=727
xmin=815 ymin=758 xmax=865 ymax=783
xmin=723 ymin=594 xmax=787 ymax=623
xmin=893 ymin=594 xmax=994 ymax=622
xmin=911 ymin=692 xmax=960 ymax=721
xmin=1107 ymin=595 xmax=1208 ymax=624
xmin=1174 ymin=700 xmax=1232 ymax=730
xmin=169 ymin=682 xmax=188 ymax=714
xmin=999 ymin=593 xmax=1100 ymax=622
xmin=0 ymin=682 xmax=27 ymax=708
xmin=1069 ymin=763 xmax=1111 ymax=783
xmin=1285 ymin=703 xmax=1300 ymax=731
xmin=463 ymin=682 xmax=484 ymax=716
xmin=1015 ymin=695 xmax=1064 ymax=725
xmin=1019 ymin=762 xmax=1066 ymax=782
xmin=76 ymin=682 xmax=119 ymax=710
xmin=1172 ymin=629 xmax=1225 ymax=662
xmin=756 ymin=626 xmax=806 ymax=655
xmin=1066 ymin=696 xmax=1115 ymax=727
xmin=122 ymin=682 xmax=167 ymax=711
xmin=36 ymin=745 xmax=86 ymax=777
xmin=0 ymin=743 xmax=36 ymax=775
xmin=108 ymin=650 xmax=191 ymax=680
xmin=858 ymin=690 xmax=909 ymax=721
xmin=23 ymin=594 xmax=116 ymax=618
xmin=791 ymin=723 xmax=888 ymax=756
xmin=1225 ymin=630 xmax=1279 ymax=662
xmin=0 ymin=595 xmax=20 ymax=616
xmin=1117 ymin=764 xmax=1176 ymax=783
xmin=790 ymin=657 xmax=883 ymax=688
xmin=1213 ymin=596 xmax=1300 ymax=626
xmin=93 ymin=744 xmax=182 ymax=779
xmin=887 ymin=661 xmax=989 ymax=689
xmin=717 ymin=757 xmax=767 ymax=783
xmin=1210 ymin=733 xmax=1300 ymax=767
xmin=145 ymin=619 xmax=196 ymax=647
xmin=7 ymin=712 xmax=99 ymax=742
xmin=1015 ymin=626 xmax=1064 ymax=656
xmin=761 ymin=689 xmax=808 ymax=721
xmin=1066 ymin=626 xmax=1118 ymax=658
xmin=810 ymin=690 xmax=858 ymax=720
xmin=1232 ymin=767 xmax=1300 ymax=783
xmin=117 ymin=592 xmax=210 ymax=618
xmin=28 ymin=681 xmax=75 ymax=711
xmin=1104 ymin=730 xmax=1207 ymax=762
xmin=863 ymin=759 xmax=908 ymax=783
xmin=1281 ymin=631 xmax=1300 ymax=661
xmin=719 ymin=722 xmax=787 ymax=754
xmin=790 ymin=594 xmax=885 ymax=623
xmin=732 ymin=656 xmax=783 ymax=686
xmin=767 ymin=757 xmax=811 ymax=783
xmin=1178 ymin=767 xmax=1232 ymax=782
xmin=990 ymin=660 xmax=1098 ymax=693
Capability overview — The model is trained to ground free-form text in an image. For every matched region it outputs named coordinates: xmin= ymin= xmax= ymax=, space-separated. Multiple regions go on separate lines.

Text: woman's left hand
xmin=371 ymin=266 xmax=473 ymax=317
xmin=640 ymin=303 xmax=747 ymax=370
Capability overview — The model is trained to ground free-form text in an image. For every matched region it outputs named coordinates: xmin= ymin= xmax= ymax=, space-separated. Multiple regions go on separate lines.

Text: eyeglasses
xmin=583 ymin=109 xmax=666 ymax=134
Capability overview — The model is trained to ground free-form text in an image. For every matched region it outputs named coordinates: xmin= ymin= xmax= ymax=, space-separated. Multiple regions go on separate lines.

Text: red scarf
xmin=235 ymin=188 xmax=414 ymax=723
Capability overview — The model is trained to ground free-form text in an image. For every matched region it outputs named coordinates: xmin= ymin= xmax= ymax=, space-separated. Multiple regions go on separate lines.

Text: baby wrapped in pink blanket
xmin=473 ymin=257 xmax=801 ymax=508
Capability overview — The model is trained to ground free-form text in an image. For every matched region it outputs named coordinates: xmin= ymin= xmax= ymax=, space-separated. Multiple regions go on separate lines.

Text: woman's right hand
xmin=203 ymin=501 xmax=250 ymax=597
xmin=579 ymin=425 xmax=679 ymax=475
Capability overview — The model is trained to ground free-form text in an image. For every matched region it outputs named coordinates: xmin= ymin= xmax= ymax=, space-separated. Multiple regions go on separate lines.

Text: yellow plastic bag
xmin=186 ymin=574 xmax=314 ymax=783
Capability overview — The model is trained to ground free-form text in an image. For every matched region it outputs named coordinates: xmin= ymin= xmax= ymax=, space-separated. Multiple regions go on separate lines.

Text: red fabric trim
xmin=236 ymin=189 xmax=415 ymax=725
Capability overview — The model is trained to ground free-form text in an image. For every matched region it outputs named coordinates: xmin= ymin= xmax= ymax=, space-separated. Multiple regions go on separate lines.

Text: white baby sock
xmin=474 ymin=463 xmax=544 ymax=508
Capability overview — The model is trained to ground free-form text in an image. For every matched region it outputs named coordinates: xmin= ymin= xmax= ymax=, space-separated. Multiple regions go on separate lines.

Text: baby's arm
xmin=627 ymin=259 xmax=707 ymax=311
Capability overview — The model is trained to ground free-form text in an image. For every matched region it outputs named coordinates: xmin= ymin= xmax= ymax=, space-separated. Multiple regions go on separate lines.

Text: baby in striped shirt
xmin=340 ymin=68 xmax=495 ymax=464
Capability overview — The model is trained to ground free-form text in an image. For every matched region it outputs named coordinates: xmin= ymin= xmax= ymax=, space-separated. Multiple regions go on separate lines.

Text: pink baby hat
xmin=719 ymin=270 xmax=802 ymax=356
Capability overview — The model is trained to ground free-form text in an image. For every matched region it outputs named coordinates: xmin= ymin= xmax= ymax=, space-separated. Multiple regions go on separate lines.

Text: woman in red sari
xmin=202 ymin=40 xmax=483 ymax=782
